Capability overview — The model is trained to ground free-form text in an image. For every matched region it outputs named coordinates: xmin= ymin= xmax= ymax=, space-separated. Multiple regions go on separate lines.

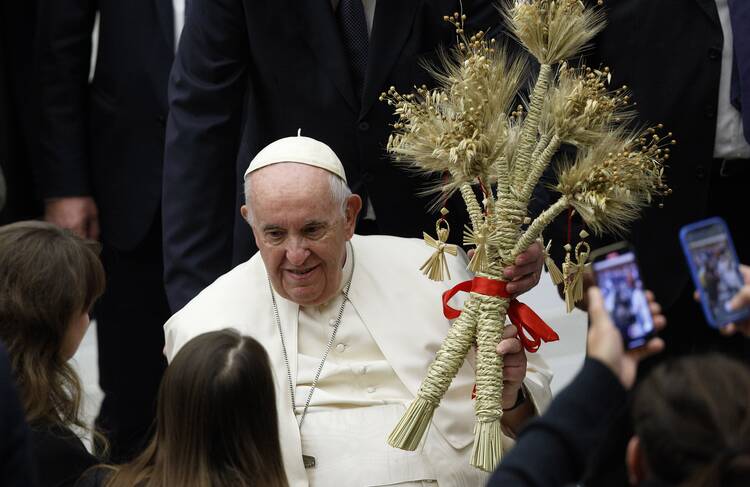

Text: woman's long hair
xmin=0 ymin=221 xmax=104 ymax=430
xmin=105 ymin=329 xmax=288 ymax=487
xmin=632 ymin=353 xmax=750 ymax=487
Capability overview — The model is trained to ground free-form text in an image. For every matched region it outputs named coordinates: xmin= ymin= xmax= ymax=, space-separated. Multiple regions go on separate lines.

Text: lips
xmin=284 ymin=264 xmax=320 ymax=281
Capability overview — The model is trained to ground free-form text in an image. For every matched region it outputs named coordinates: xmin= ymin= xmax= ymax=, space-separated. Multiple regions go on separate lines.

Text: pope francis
xmin=163 ymin=135 xmax=553 ymax=487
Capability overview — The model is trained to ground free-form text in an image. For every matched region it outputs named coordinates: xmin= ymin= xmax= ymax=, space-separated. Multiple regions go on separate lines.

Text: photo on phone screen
xmin=680 ymin=217 xmax=747 ymax=328
xmin=591 ymin=244 xmax=654 ymax=349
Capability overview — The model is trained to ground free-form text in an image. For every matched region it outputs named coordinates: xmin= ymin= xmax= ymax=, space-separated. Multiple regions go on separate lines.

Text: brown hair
xmin=632 ymin=353 xmax=750 ymax=487
xmin=0 ymin=221 xmax=105 ymax=429
xmin=105 ymin=329 xmax=288 ymax=487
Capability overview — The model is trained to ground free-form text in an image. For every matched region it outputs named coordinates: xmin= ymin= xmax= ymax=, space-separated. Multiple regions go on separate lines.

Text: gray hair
xmin=243 ymin=171 xmax=352 ymax=225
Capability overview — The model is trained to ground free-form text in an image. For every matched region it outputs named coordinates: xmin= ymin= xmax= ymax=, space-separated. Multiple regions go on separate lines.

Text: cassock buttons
xmin=335 ymin=343 xmax=346 ymax=353
xmin=357 ymin=365 xmax=367 ymax=375
xmin=328 ymin=318 xmax=337 ymax=327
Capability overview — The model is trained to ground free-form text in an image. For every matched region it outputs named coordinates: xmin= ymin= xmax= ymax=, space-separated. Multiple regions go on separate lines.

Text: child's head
xmin=105 ymin=329 xmax=288 ymax=487
xmin=628 ymin=354 xmax=750 ymax=486
xmin=0 ymin=221 xmax=105 ymax=427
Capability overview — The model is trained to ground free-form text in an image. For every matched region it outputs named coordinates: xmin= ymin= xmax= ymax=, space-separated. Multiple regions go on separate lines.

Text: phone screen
xmin=592 ymin=248 xmax=654 ymax=349
xmin=683 ymin=221 xmax=745 ymax=326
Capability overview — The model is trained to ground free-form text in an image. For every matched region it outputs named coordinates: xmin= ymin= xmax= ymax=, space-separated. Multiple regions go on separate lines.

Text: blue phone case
xmin=679 ymin=217 xmax=750 ymax=328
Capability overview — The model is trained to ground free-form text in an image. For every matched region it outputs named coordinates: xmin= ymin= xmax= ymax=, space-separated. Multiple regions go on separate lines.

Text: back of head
xmin=632 ymin=353 xmax=750 ymax=487
xmin=0 ymin=221 xmax=104 ymax=428
xmin=106 ymin=329 xmax=288 ymax=487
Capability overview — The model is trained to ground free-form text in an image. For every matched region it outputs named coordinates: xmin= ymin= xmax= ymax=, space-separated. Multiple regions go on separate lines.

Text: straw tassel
xmin=562 ymin=232 xmax=591 ymax=312
xmin=463 ymin=223 xmax=501 ymax=274
xmin=421 ymin=211 xmax=458 ymax=281
xmin=543 ymin=240 xmax=564 ymax=285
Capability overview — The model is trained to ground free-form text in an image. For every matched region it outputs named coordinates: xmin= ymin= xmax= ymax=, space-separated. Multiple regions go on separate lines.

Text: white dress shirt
xmin=714 ymin=0 xmax=750 ymax=159
xmin=172 ymin=0 xmax=185 ymax=51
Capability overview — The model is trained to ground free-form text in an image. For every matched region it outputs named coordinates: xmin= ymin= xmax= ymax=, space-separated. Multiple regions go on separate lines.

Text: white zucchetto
xmin=244 ymin=131 xmax=347 ymax=182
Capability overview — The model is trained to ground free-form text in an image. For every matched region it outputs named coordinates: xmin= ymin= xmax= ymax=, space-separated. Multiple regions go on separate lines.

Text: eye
xmin=303 ymin=224 xmax=326 ymax=239
xmin=265 ymin=229 xmax=286 ymax=243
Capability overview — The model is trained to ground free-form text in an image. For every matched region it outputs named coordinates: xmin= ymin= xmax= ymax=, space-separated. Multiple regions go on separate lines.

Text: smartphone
xmin=679 ymin=217 xmax=749 ymax=328
xmin=590 ymin=242 xmax=656 ymax=349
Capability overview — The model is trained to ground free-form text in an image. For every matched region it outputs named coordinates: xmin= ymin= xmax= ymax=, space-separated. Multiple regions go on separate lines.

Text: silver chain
xmin=270 ymin=244 xmax=354 ymax=430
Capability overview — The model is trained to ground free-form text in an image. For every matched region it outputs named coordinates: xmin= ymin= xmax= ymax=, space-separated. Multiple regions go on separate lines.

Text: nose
xmin=285 ymin=238 xmax=311 ymax=266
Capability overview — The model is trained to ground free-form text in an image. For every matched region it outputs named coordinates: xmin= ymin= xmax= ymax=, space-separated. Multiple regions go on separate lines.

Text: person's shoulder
xmin=169 ymin=253 xmax=266 ymax=319
xmin=74 ymin=466 xmax=111 ymax=487
xmin=29 ymin=424 xmax=98 ymax=486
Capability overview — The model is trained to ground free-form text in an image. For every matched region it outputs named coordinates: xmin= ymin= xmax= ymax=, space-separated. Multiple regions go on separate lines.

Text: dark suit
xmin=536 ymin=0 xmax=749 ymax=358
xmin=0 ymin=0 xmax=43 ymax=223
xmin=163 ymin=0 xmax=503 ymax=311
xmin=0 ymin=342 xmax=36 ymax=487
xmin=36 ymin=0 xmax=174 ymax=460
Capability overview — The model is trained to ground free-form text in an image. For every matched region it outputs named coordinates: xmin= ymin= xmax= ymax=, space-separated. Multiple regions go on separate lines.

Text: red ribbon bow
xmin=442 ymin=276 xmax=559 ymax=353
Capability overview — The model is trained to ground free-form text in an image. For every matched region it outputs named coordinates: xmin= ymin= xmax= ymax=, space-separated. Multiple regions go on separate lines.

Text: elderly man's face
xmin=241 ymin=163 xmax=361 ymax=306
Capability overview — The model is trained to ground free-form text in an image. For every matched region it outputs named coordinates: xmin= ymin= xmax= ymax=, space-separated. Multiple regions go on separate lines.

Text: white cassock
xmin=164 ymin=235 xmax=553 ymax=487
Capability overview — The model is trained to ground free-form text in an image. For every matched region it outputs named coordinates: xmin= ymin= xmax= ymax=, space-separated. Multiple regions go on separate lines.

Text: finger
xmin=497 ymin=336 xmax=523 ymax=355
xmin=653 ymin=313 xmax=667 ymax=331
xmin=502 ymin=325 xmax=518 ymax=340
xmin=720 ymin=323 xmax=737 ymax=336
xmin=728 ymin=287 xmax=750 ymax=312
xmin=505 ymin=273 xmax=539 ymax=295
xmin=630 ymin=337 xmax=664 ymax=360
xmin=740 ymin=265 xmax=750 ymax=284
xmin=648 ymin=299 xmax=662 ymax=316
xmin=693 ymin=289 xmax=700 ymax=302
xmin=502 ymin=351 xmax=526 ymax=368
xmin=586 ymin=287 xmax=607 ymax=326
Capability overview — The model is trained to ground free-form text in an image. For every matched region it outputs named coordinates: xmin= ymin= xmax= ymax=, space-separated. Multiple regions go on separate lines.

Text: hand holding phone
xmin=590 ymin=242 xmax=656 ymax=349
xmin=680 ymin=217 xmax=750 ymax=328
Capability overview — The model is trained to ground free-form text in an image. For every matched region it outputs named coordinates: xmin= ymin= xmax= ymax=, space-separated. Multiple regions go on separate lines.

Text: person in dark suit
xmin=0 ymin=0 xmax=43 ymax=224
xmin=162 ymin=0 xmax=516 ymax=312
xmin=537 ymin=0 xmax=750 ymax=358
xmin=0 ymin=342 xmax=36 ymax=487
xmin=35 ymin=0 xmax=178 ymax=461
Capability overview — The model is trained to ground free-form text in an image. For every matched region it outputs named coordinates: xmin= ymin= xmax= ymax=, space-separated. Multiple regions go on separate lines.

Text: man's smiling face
xmin=242 ymin=163 xmax=360 ymax=306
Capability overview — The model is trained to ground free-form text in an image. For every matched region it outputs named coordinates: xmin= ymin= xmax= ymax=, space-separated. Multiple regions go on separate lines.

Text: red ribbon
xmin=442 ymin=276 xmax=559 ymax=353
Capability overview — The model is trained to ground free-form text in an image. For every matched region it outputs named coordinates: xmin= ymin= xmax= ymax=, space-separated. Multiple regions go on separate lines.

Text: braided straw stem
xmin=513 ymin=196 xmax=570 ymax=258
xmin=469 ymin=196 xmax=522 ymax=471
xmin=457 ymin=180 xmax=484 ymax=232
xmin=388 ymin=293 xmax=481 ymax=450
xmin=513 ymin=64 xmax=552 ymax=187
xmin=520 ymin=134 xmax=561 ymax=203
xmin=470 ymin=282 xmax=510 ymax=471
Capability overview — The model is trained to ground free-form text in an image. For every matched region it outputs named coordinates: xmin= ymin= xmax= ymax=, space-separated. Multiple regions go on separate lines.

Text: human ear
xmin=344 ymin=194 xmax=363 ymax=237
xmin=626 ymin=436 xmax=648 ymax=485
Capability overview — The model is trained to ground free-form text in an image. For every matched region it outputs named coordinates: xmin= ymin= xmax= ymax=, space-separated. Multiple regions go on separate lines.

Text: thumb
xmin=587 ymin=286 xmax=607 ymax=328
xmin=729 ymin=287 xmax=750 ymax=312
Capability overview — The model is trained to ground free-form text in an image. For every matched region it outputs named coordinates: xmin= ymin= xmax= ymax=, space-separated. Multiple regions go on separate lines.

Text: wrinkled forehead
xmin=248 ymin=163 xmax=338 ymax=224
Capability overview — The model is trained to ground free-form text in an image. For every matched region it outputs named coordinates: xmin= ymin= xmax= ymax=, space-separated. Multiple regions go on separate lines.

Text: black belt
xmin=712 ymin=158 xmax=750 ymax=177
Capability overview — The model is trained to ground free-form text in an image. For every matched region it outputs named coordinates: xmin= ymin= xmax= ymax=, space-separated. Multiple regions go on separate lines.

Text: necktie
xmin=337 ymin=0 xmax=369 ymax=100
xmin=728 ymin=0 xmax=750 ymax=143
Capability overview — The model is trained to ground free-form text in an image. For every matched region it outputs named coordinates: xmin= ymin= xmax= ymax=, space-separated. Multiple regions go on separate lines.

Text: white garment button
xmin=328 ymin=318 xmax=336 ymax=327
xmin=356 ymin=365 xmax=367 ymax=375
xmin=335 ymin=343 xmax=346 ymax=353
xmin=366 ymin=386 xmax=376 ymax=393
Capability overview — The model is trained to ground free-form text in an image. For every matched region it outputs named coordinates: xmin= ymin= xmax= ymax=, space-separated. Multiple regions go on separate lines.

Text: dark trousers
xmin=95 ymin=216 xmax=169 ymax=462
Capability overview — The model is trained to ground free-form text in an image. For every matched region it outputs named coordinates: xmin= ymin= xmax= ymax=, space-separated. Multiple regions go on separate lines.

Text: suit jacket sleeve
xmin=35 ymin=0 xmax=97 ymax=198
xmin=487 ymin=358 xmax=628 ymax=487
xmin=162 ymin=0 xmax=250 ymax=312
